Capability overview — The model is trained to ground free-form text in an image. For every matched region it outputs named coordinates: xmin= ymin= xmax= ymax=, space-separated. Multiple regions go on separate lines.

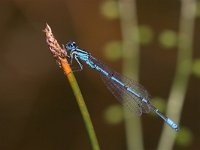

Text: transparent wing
xmin=89 ymin=56 xmax=151 ymax=115
xmin=101 ymin=74 xmax=142 ymax=115
xmin=112 ymin=71 xmax=151 ymax=114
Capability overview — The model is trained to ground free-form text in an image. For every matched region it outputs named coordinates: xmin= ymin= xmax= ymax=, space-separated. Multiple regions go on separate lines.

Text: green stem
xmin=44 ymin=24 xmax=100 ymax=150
xmin=157 ymin=1 xmax=196 ymax=150
xmin=61 ymin=60 xmax=100 ymax=150
xmin=118 ymin=1 xmax=144 ymax=150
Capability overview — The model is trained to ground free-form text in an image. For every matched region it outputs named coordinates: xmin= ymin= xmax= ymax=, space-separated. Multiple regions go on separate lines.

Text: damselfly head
xmin=65 ymin=41 xmax=77 ymax=51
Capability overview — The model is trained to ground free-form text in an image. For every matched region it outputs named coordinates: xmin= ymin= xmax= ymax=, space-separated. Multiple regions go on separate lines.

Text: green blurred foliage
xmin=135 ymin=25 xmax=154 ymax=45
xmin=104 ymin=41 xmax=122 ymax=61
xmin=150 ymin=97 xmax=166 ymax=116
xmin=103 ymin=104 xmax=124 ymax=125
xmin=196 ymin=1 xmax=200 ymax=17
xmin=192 ymin=59 xmax=200 ymax=77
xmin=176 ymin=127 xmax=193 ymax=147
xmin=159 ymin=30 xmax=178 ymax=49
xmin=100 ymin=0 xmax=119 ymax=19
xmin=104 ymin=26 xmax=153 ymax=61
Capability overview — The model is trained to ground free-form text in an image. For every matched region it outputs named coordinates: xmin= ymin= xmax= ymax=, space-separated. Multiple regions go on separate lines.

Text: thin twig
xmin=44 ymin=24 xmax=100 ymax=150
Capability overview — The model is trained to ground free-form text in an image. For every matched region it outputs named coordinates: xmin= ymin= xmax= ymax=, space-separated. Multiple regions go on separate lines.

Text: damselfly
xmin=64 ymin=41 xmax=179 ymax=132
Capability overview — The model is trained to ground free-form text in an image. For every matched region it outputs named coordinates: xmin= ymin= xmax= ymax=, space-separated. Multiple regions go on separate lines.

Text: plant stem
xmin=118 ymin=1 xmax=144 ymax=150
xmin=157 ymin=1 xmax=196 ymax=150
xmin=60 ymin=59 xmax=100 ymax=150
xmin=44 ymin=24 xmax=100 ymax=150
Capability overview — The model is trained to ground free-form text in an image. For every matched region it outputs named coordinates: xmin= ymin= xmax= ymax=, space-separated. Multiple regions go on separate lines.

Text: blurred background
xmin=0 ymin=0 xmax=200 ymax=150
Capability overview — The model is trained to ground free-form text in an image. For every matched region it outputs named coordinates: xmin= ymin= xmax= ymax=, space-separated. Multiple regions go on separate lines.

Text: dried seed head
xmin=44 ymin=23 xmax=67 ymax=67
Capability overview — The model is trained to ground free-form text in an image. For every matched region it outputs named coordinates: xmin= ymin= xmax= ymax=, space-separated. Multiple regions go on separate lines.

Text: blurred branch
xmin=44 ymin=24 xmax=100 ymax=150
xmin=157 ymin=0 xmax=196 ymax=150
xmin=118 ymin=1 xmax=144 ymax=150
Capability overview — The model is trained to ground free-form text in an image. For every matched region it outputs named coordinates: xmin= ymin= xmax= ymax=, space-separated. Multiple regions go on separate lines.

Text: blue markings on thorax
xmin=78 ymin=53 xmax=89 ymax=62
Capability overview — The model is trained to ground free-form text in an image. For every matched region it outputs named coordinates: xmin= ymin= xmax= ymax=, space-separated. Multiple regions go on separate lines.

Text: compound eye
xmin=66 ymin=41 xmax=77 ymax=51
xmin=72 ymin=42 xmax=76 ymax=47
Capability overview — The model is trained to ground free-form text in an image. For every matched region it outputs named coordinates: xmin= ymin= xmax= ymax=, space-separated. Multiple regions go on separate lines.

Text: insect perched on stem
xmin=65 ymin=41 xmax=179 ymax=132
